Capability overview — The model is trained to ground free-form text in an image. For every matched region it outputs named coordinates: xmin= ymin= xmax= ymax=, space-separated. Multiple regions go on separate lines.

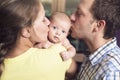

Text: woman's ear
xmin=21 ymin=27 xmax=30 ymax=38
xmin=93 ymin=20 xmax=106 ymax=32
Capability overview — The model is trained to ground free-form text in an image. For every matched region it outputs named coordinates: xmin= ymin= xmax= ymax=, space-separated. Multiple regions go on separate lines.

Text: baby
xmin=35 ymin=12 xmax=76 ymax=61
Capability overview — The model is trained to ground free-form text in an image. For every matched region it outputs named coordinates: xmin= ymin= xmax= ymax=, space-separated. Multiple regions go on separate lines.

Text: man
xmin=70 ymin=0 xmax=120 ymax=79
xmin=116 ymin=30 xmax=120 ymax=47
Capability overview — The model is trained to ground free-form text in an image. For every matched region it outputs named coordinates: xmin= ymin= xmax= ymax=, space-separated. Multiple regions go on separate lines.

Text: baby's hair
xmin=50 ymin=12 xmax=71 ymax=26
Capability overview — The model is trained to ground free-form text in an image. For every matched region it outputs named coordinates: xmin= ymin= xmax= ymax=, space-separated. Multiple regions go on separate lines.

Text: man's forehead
xmin=77 ymin=0 xmax=94 ymax=11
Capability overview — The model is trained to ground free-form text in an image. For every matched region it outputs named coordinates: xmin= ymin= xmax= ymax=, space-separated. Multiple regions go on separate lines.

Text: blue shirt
xmin=76 ymin=38 xmax=120 ymax=80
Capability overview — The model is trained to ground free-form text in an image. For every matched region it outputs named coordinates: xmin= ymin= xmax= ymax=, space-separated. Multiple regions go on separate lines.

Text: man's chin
xmin=70 ymin=33 xmax=77 ymax=38
xmin=70 ymin=33 xmax=76 ymax=38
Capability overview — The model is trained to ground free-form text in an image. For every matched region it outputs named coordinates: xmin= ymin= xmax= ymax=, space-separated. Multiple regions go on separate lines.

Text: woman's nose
xmin=45 ymin=17 xmax=50 ymax=25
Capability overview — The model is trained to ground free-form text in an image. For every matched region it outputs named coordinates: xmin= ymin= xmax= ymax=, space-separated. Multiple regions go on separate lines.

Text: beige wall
xmin=51 ymin=0 xmax=66 ymax=13
xmin=41 ymin=0 xmax=66 ymax=14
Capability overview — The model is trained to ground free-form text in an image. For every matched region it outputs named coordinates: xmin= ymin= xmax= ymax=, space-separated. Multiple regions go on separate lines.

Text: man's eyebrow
xmin=77 ymin=6 xmax=82 ymax=11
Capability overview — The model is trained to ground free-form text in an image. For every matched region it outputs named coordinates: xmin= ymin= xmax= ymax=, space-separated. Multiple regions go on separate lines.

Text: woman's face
xmin=29 ymin=4 xmax=50 ymax=44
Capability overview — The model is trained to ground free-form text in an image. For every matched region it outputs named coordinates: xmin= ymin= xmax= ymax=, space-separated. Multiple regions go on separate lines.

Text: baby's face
xmin=48 ymin=19 xmax=71 ymax=43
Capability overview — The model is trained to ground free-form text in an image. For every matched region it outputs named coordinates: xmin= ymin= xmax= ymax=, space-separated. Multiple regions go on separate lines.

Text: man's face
xmin=70 ymin=0 xmax=95 ymax=39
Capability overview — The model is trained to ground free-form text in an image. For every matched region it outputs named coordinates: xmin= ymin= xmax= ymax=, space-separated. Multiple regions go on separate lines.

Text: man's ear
xmin=21 ymin=27 xmax=30 ymax=38
xmin=93 ymin=20 xmax=106 ymax=32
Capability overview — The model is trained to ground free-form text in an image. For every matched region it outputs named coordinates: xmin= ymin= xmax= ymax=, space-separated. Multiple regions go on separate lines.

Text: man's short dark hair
xmin=90 ymin=0 xmax=120 ymax=39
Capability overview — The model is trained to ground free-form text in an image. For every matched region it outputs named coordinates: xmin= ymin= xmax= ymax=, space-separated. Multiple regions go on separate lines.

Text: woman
xmin=0 ymin=0 xmax=76 ymax=80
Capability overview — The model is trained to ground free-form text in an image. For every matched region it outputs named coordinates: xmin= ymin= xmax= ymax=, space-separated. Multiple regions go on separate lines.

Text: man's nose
xmin=70 ymin=13 xmax=76 ymax=22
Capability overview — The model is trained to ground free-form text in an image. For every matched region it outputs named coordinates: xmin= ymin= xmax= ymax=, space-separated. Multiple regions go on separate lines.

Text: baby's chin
xmin=51 ymin=40 xmax=61 ymax=43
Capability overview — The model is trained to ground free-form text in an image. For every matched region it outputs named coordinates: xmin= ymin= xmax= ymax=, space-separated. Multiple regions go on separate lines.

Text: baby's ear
xmin=21 ymin=27 xmax=30 ymax=38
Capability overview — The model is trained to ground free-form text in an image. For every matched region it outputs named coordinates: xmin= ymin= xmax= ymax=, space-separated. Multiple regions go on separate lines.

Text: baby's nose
xmin=56 ymin=31 xmax=61 ymax=36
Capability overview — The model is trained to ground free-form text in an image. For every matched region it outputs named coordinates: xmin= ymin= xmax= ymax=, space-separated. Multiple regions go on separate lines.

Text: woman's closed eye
xmin=42 ymin=17 xmax=46 ymax=22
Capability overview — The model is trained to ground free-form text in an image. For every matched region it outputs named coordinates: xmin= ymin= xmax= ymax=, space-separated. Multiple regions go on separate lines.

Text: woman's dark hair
xmin=90 ymin=0 xmax=120 ymax=39
xmin=0 ymin=0 xmax=41 ymax=76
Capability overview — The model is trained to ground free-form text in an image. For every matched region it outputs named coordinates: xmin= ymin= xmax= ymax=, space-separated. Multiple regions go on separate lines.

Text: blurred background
xmin=41 ymin=0 xmax=79 ymax=16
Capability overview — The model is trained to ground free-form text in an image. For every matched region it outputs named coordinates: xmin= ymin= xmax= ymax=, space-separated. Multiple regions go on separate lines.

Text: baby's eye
xmin=62 ymin=30 xmax=66 ymax=33
xmin=53 ymin=26 xmax=57 ymax=29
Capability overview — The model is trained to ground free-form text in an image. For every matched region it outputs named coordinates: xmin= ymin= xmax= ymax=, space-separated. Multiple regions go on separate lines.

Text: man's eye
xmin=76 ymin=13 xmax=81 ymax=16
xmin=76 ymin=11 xmax=82 ymax=17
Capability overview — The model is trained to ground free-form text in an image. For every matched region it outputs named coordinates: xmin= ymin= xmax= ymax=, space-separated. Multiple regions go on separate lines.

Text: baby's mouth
xmin=54 ymin=36 xmax=59 ymax=41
